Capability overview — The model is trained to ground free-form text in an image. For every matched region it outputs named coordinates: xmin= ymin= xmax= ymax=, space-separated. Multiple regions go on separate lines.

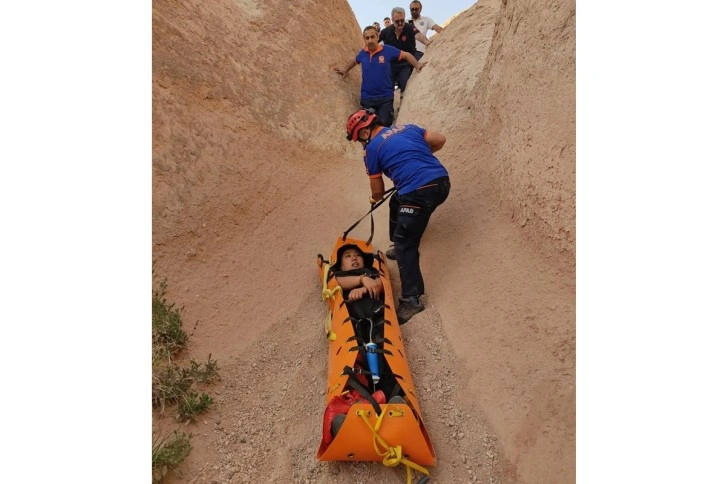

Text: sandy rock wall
xmin=154 ymin=0 xmax=575 ymax=268
xmin=394 ymin=1 xmax=576 ymax=481
xmin=153 ymin=0 xmax=363 ymax=246
xmin=402 ymin=0 xmax=575 ymax=270
xmin=477 ymin=0 xmax=576 ymax=267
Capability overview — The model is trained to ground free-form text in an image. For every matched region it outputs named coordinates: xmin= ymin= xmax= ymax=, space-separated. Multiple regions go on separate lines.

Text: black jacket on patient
xmin=330 ymin=244 xmax=384 ymax=323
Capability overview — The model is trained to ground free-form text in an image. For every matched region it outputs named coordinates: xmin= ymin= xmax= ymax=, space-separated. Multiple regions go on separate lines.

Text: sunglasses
xmin=410 ymin=8 xmax=420 ymax=11
xmin=394 ymin=19 xmax=405 ymax=25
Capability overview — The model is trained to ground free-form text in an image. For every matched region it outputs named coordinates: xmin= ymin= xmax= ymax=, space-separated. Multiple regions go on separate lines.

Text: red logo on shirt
xmin=402 ymin=36 xmax=407 ymax=41
xmin=378 ymin=56 xmax=385 ymax=63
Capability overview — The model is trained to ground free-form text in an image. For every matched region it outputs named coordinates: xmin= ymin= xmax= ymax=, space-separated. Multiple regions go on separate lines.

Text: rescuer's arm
xmin=369 ymin=177 xmax=385 ymax=201
xmin=334 ymin=59 xmax=357 ymax=77
xmin=426 ymin=131 xmax=446 ymax=153
xmin=401 ymin=51 xmax=426 ymax=72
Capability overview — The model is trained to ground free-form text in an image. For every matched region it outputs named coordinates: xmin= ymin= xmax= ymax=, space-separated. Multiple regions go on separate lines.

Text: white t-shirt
xmin=409 ymin=16 xmax=438 ymax=53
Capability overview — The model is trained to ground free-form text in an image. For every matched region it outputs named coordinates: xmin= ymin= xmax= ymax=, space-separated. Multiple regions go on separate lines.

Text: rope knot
xmin=321 ymin=285 xmax=342 ymax=301
xmin=382 ymin=445 xmax=404 ymax=467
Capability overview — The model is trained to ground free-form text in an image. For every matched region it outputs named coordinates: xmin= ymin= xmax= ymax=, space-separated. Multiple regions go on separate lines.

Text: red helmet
xmin=346 ymin=109 xmax=377 ymax=141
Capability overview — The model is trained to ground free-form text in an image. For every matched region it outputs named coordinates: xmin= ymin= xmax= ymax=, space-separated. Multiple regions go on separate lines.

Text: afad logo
xmin=378 ymin=56 xmax=385 ymax=63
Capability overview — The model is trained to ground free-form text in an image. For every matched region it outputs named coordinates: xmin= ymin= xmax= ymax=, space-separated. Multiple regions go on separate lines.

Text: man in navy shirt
xmin=345 ymin=109 xmax=451 ymax=324
xmin=378 ymin=7 xmax=431 ymax=98
xmin=335 ymin=26 xmax=424 ymax=126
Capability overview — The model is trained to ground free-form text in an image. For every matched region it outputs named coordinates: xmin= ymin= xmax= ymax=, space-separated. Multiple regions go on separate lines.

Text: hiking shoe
xmin=385 ymin=245 xmax=396 ymax=260
xmin=389 ymin=395 xmax=407 ymax=405
xmin=397 ymin=296 xmax=423 ymax=324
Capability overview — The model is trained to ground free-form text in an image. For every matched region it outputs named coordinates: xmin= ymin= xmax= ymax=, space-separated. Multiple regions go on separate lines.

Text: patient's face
xmin=340 ymin=248 xmax=363 ymax=270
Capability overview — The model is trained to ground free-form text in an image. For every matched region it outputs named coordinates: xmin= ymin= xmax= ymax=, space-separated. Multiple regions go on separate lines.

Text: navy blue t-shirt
xmin=364 ymin=124 xmax=448 ymax=195
xmin=355 ymin=44 xmax=402 ymax=100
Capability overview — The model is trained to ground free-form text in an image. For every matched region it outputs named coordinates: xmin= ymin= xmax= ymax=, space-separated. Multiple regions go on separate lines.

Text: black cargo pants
xmin=388 ymin=176 xmax=451 ymax=298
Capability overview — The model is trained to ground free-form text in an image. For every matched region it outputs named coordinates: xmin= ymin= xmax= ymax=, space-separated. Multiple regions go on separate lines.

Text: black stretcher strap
xmin=342 ymin=187 xmax=397 ymax=245
xmin=343 ymin=366 xmax=382 ymax=415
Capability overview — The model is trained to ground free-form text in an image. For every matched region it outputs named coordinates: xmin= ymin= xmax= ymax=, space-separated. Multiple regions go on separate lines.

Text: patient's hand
xmin=361 ymin=277 xmax=382 ymax=299
xmin=348 ymin=287 xmax=367 ymax=301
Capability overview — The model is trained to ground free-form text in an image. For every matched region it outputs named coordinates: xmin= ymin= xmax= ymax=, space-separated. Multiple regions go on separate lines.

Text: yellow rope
xmin=324 ymin=309 xmax=337 ymax=341
xmin=355 ymin=408 xmax=430 ymax=484
xmin=320 ymin=263 xmax=342 ymax=341
xmin=321 ymin=284 xmax=342 ymax=302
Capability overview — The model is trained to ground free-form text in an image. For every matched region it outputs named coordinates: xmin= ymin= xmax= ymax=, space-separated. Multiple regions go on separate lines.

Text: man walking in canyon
xmin=408 ymin=1 xmax=444 ymax=61
xmin=335 ymin=26 xmax=425 ymax=127
xmin=378 ymin=7 xmax=431 ymax=99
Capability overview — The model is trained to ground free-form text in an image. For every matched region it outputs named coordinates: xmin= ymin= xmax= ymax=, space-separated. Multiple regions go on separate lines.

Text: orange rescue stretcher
xmin=316 ymin=236 xmax=436 ymax=483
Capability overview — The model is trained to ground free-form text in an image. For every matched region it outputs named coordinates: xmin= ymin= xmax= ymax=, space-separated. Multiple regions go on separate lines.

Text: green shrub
xmin=151 ymin=279 xmax=219 ymax=419
xmin=152 ymin=362 xmax=194 ymax=411
xmin=189 ymin=354 xmax=220 ymax=384
xmin=177 ymin=391 xmax=215 ymax=422
xmin=152 ymin=430 xmax=192 ymax=483
xmin=152 ymin=277 xmax=221 ymax=481
xmin=152 ymin=279 xmax=188 ymax=363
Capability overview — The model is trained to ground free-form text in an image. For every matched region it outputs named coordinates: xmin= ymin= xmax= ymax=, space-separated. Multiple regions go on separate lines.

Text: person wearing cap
xmin=335 ymin=25 xmax=424 ymax=127
xmin=331 ymin=243 xmax=389 ymax=353
xmin=344 ymin=109 xmax=450 ymax=324
xmin=332 ymin=244 xmax=383 ymax=302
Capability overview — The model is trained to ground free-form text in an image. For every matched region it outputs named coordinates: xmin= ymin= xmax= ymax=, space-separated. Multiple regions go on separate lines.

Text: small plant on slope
xmin=152 ymin=430 xmax=192 ymax=483
xmin=152 ymin=277 xmax=221 ymax=481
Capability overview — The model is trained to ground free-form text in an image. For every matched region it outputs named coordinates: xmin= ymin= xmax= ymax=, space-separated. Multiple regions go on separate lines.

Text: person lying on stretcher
xmin=332 ymin=244 xmax=383 ymax=302
xmin=325 ymin=244 xmax=409 ymax=443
